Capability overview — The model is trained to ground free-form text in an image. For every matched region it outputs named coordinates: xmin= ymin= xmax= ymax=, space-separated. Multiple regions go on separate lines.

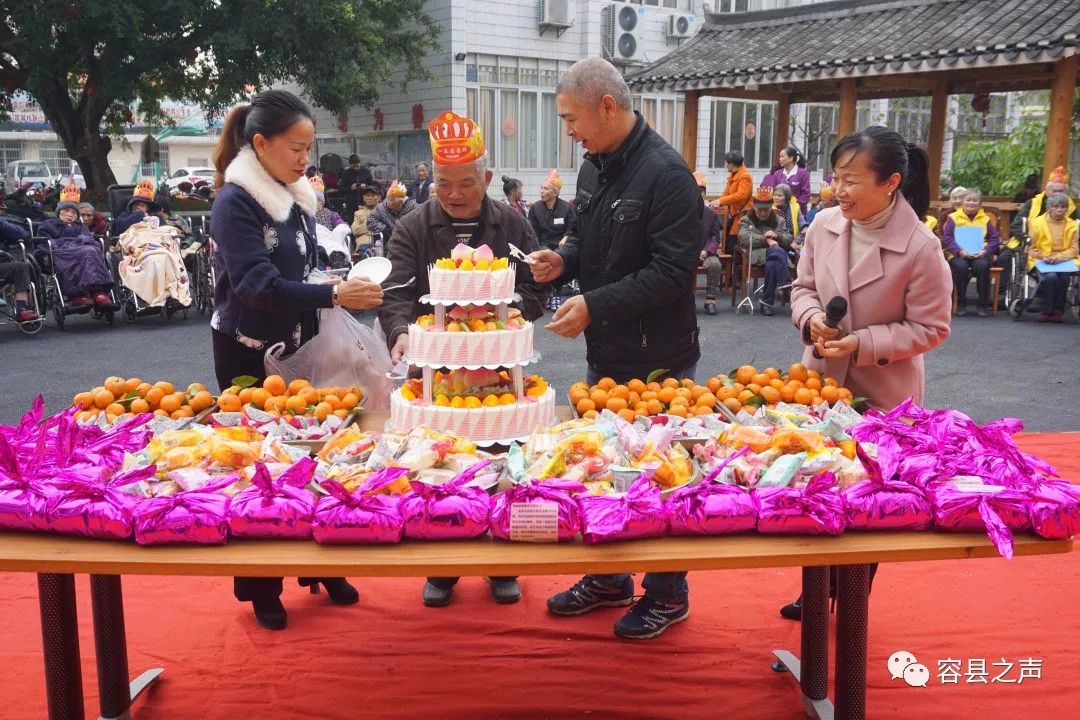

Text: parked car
xmin=164 ymin=167 xmax=216 ymax=192
xmin=2 ymin=160 xmax=54 ymax=192
xmin=57 ymin=162 xmax=86 ymax=189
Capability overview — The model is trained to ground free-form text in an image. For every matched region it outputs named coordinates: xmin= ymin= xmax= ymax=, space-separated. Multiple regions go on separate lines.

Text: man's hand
xmin=546 ymin=295 xmax=590 ymax=338
xmin=390 ymin=334 xmax=409 ymax=363
xmin=814 ymin=333 xmax=860 ymax=360
xmin=529 ymin=249 xmax=565 ymax=283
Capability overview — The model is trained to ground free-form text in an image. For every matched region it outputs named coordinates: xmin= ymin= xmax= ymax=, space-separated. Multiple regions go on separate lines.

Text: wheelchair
xmin=27 ymin=222 xmax=118 ymax=330
xmin=1007 ymin=235 xmax=1080 ymax=323
xmin=0 ymin=239 xmax=45 ymax=336
xmin=188 ymin=226 xmax=216 ymax=316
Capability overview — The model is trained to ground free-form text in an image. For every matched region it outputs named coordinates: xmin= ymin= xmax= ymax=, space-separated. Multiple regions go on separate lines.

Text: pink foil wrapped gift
xmin=843 ymin=443 xmax=932 ymax=531
xmin=578 ymin=473 xmax=668 ymax=545
xmin=755 ymin=472 xmax=845 ymax=536
xmin=133 ymin=475 xmax=237 ymax=546
xmin=0 ymin=431 xmax=51 ymax=531
xmin=43 ymin=465 xmax=157 ymax=540
xmin=401 ymin=461 xmax=493 ymax=541
xmin=490 ymin=478 xmax=586 ymax=543
xmin=313 ymin=468 xmax=411 ymax=545
xmin=931 ymin=483 xmax=1031 ymax=559
xmin=667 ymin=447 xmax=757 ymax=536
xmin=1028 ymin=481 xmax=1080 ymax=540
xmin=229 ymin=458 xmax=318 ymax=539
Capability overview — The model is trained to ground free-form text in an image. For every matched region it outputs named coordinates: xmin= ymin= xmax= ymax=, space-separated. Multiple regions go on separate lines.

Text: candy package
xmin=228 ymin=458 xmax=318 ymax=539
xmin=313 ymin=468 xmax=411 ymax=544
xmin=490 ymin=478 xmax=585 ymax=543
xmin=578 ymin=473 xmax=667 ymax=544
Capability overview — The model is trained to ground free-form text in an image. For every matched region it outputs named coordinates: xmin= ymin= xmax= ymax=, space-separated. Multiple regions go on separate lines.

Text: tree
xmin=0 ymin=1 xmax=439 ymax=197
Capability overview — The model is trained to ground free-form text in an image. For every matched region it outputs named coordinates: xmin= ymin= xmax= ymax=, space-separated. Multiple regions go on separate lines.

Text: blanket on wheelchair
xmin=117 ymin=223 xmax=192 ymax=307
xmin=38 ymin=220 xmax=114 ymax=297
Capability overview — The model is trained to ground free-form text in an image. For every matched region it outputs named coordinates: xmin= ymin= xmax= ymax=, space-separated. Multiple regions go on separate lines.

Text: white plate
xmin=349 ymin=256 xmax=392 ymax=284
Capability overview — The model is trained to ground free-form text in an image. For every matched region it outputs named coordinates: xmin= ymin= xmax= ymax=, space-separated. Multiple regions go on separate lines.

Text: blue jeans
xmin=761 ymin=247 xmax=792 ymax=305
xmin=584 ymin=363 xmax=695 ymax=605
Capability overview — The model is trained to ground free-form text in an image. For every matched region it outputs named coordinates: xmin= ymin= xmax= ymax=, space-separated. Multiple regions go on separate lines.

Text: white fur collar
xmin=224 ymin=146 xmax=316 ymax=222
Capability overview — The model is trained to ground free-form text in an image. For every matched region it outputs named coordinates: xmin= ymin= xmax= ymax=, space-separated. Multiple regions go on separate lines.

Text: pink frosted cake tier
xmin=389 ymin=387 xmax=556 ymax=444
xmin=408 ymin=322 xmax=534 ymax=367
xmin=427 ymin=266 xmax=516 ymax=302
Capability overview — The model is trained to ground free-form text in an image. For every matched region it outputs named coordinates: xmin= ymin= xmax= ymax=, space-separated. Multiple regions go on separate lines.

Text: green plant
xmin=945 ymin=119 xmax=1048 ymax=196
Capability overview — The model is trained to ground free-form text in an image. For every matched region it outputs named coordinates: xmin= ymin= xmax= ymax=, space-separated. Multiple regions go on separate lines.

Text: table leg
xmin=834 ymin=564 xmax=871 ymax=720
xmin=772 ymin=566 xmax=834 ymax=720
xmin=90 ymin=574 xmax=164 ymax=720
xmin=37 ymin=573 xmax=85 ymax=720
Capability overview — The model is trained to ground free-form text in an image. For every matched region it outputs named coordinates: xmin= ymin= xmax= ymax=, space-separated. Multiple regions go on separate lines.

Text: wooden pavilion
xmin=627 ymin=0 xmax=1080 ymax=198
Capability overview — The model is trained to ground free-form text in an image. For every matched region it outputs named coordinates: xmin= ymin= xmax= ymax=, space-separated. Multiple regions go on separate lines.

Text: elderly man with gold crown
xmin=378 ymin=111 xmax=549 ymax=609
xmin=38 ymin=183 xmax=116 ymax=308
xmin=528 ymin=169 xmax=575 ymax=253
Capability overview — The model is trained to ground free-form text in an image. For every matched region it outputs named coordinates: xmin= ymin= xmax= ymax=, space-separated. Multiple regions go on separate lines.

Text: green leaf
xmin=645 ymin=368 xmax=670 ymax=384
xmin=232 ymin=375 xmax=259 ymax=389
xmin=742 ymin=395 xmax=765 ymax=409
xmin=851 ymin=396 xmax=871 ymax=413
xmin=117 ymin=391 xmax=140 ymax=408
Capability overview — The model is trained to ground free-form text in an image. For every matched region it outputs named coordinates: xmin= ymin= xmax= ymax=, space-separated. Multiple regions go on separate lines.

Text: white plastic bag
xmin=264 ymin=307 xmax=394 ymax=410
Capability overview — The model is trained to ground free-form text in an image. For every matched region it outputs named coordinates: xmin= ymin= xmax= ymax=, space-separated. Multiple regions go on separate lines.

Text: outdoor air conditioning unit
xmin=668 ymin=13 xmax=695 ymax=39
xmin=604 ymin=3 xmax=645 ymax=63
xmin=538 ymin=0 xmax=574 ymax=28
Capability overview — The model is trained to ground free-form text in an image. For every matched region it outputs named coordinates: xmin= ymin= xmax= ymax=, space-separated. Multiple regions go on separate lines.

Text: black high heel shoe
xmin=252 ymin=596 xmax=287 ymax=630
xmin=319 ymin=578 xmax=360 ymax=605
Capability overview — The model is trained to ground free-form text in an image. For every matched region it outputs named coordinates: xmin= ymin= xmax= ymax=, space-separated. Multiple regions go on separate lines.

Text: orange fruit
xmin=788 ymin=379 xmax=804 ymax=390
xmin=794 ymin=388 xmax=814 ymax=405
xmin=286 ymin=395 xmax=309 ymax=415
xmin=646 ymin=399 xmax=664 ymax=415
xmin=247 ymin=388 xmax=268 ymax=409
xmin=751 ymin=373 xmax=771 ymax=387
xmin=569 ymin=389 xmax=589 ymax=406
xmin=237 ymin=387 xmax=254 ymax=405
xmin=723 ymin=397 xmax=742 ymax=413
xmin=760 ymin=386 xmax=781 ymax=405
xmin=576 ymin=398 xmax=596 ymax=415
xmin=716 ymin=386 xmax=736 ymax=401
xmin=340 ymin=393 xmax=360 ymax=411
xmin=159 ymin=394 xmax=183 ymax=414
xmin=805 ymin=377 xmax=823 ymax=391
xmin=153 ymin=409 xmax=169 ymax=417
xmin=694 ymin=405 xmax=714 ymax=416
xmin=610 ymin=385 xmax=630 ymax=400
xmin=135 ymin=382 xmax=153 ymax=398
xmin=217 ymin=394 xmax=242 ymax=413
xmin=634 ymin=401 xmax=649 ymax=413
xmin=582 ymin=410 xmax=598 ymax=420
xmin=769 ymin=378 xmax=785 ymax=390
xmin=820 ymin=385 xmax=841 ymax=405
xmin=627 ymin=391 xmax=641 ymax=407
xmin=105 ymin=402 xmax=125 ymax=416
xmin=735 ymin=365 xmax=756 ymax=385
xmin=190 ymin=391 xmax=215 ymax=412
xmin=617 ymin=409 xmax=638 ymax=423
xmin=263 ymin=375 xmax=287 ymax=396
xmin=302 ymin=388 xmax=321 ymax=406
xmin=589 ymin=389 xmax=609 ymax=408
xmin=266 ymin=396 xmax=288 ymax=414
xmin=627 ymin=379 xmax=647 ymax=395
xmin=105 ymin=413 xmax=118 ymax=424
xmin=824 ymin=376 xmax=840 ymax=388
xmin=73 ymin=392 xmax=93 ymax=410
xmin=646 ymin=381 xmax=662 ymax=393
xmin=669 ymin=396 xmax=690 ymax=408
xmin=690 ymin=385 xmax=708 ymax=400
xmin=738 ymin=389 xmax=755 ymax=403
xmin=657 ymin=387 xmax=677 ymax=405
xmin=75 ymin=410 xmax=94 ymax=423
xmin=94 ymin=389 xmax=115 ymax=409
xmin=667 ymin=405 xmax=689 ymax=418
xmin=661 ymin=378 xmax=680 ymax=389
xmin=839 ymin=388 xmax=854 ymax=401
xmin=130 ymin=398 xmax=150 ymax=414
xmin=153 ymin=381 xmax=175 ymax=395
xmin=780 ymin=385 xmax=797 ymax=403
xmin=641 ymin=390 xmax=659 ymax=403
xmin=734 ymin=383 xmax=746 ymax=392
xmin=764 ymin=367 xmax=781 ymax=380
xmin=171 ymin=407 xmax=195 ymax=420
xmin=788 ymin=363 xmax=809 ymax=383
xmin=695 ymin=392 xmax=717 ymax=408
xmin=333 ymin=409 xmax=349 ymax=420
xmin=596 ymin=377 xmax=616 ymax=391
xmin=124 ymin=377 xmax=142 ymax=393
xmin=747 ymin=383 xmax=762 ymax=395
xmin=606 ymin=397 xmax=629 ymax=413
xmin=104 ymin=376 xmax=126 ymax=397
xmin=706 ymin=377 xmax=722 ymax=393
xmin=807 ymin=369 xmax=822 ymax=380
xmin=186 ymin=382 xmax=207 ymax=397
xmin=314 ymin=402 xmax=334 ymax=421
xmin=287 ymin=379 xmax=311 ymax=396
xmin=145 ymin=387 xmax=165 ymax=409
xmin=323 ymin=395 xmax=342 ymax=411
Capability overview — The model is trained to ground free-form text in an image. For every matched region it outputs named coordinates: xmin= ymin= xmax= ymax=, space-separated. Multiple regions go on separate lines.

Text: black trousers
xmin=0 ymin=261 xmax=31 ymax=294
xmin=949 ymin=256 xmax=992 ymax=306
xmin=212 ymin=330 xmax=348 ymax=603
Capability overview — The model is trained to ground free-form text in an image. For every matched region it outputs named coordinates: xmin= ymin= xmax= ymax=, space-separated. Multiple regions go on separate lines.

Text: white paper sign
xmin=509 ymin=502 xmax=559 ymax=543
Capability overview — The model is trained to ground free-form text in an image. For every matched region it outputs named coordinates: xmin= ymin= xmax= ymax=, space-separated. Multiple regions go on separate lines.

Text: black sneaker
xmin=422 ymin=581 xmax=453 ymax=607
xmin=760 ymin=302 xmax=775 ymax=316
xmin=613 ymin=596 xmax=690 ymax=640
xmin=547 ymin=575 xmax=635 ymax=616
xmin=486 ymin=577 xmax=522 ymax=604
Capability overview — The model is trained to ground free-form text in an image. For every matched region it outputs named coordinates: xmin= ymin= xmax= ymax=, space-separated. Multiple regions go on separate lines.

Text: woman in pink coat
xmin=780 ymin=126 xmax=952 ymax=620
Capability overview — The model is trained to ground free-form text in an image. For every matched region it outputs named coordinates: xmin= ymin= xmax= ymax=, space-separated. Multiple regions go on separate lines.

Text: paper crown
xmin=388 ymin=180 xmax=408 ymax=198
xmin=1049 ymin=166 xmax=1069 ymax=184
xmin=309 ymin=175 xmax=325 ymax=194
xmin=429 ymin=111 xmax=485 ymax=166
xmin=753 ymin=185 xmax=775 ymax=204
xmin=132 ymin=178 xmax=156 ymax=202
xmin=60 ymin=183 xmax=81 ymax=204
xmin=543 ymin=169 xmax=564 ymax=191
xmin=819 ymin=183 xmax=835 ymax=199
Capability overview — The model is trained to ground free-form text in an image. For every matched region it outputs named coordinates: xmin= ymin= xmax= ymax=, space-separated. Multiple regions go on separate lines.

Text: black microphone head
xmin=825 ymin=296 xmax=848 ymax=322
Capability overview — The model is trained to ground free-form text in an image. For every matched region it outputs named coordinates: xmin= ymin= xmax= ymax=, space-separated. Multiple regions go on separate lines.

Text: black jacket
xmin=556 ymin=113 xmax=701 ymax=380
xmin=339 ymin=166 xmax=375 ymax=209
xmin=409 ymin=178 xmax=432 ymax=204
xmin=528 ymin=198 xmax=575 ymax=251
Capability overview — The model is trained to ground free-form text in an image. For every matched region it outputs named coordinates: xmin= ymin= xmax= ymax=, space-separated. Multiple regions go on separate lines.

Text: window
xmin=139 ymin=145 xmax=170 ymax=178
xmin=499 ymin=57 xmax=518 ymax=86
xmin=804 ymin=104 xmax=838 ymax=172
xmin=885 ymin=97 xmax=932 ymax=146
xmin=500 ymin=90 xmax=519 ymax=171
xmin=519 ymin=58 xmax=539 ymax=88
xmin=709 ymin=99 xmax=776 ymax=170
xmin=38 ymin=142 xmax=72 ymax=179
xmin=955 ymin=93 xmax=1009 ymax=136
xmin=0 ymin=141 xmax=23 ymax=169
xmin=541 ymin=94 xmax=574 ymax=170
xmin=188 ymin=157 xmax=209 ymax=168
xmin=642 ymin=98 xmax=658 ymax=130
xmin=520 ymin=92 xmax=539 ymax=169
xmin=477 ymin=55 xmax=497 ymax=84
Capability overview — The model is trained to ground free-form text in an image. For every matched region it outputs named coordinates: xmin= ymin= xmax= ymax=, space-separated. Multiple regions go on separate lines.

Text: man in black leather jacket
xmin=530 ymin=57 xmax=701 ymax=641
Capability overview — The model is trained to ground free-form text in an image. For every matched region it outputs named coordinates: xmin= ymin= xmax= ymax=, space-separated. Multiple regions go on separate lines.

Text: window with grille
xmin=0 ymin=141 xmax=23 ymax=170
xmin=139 ymin=145 xmax=171 ymax=179
xmin=709 ymin=99 xmax=777 ymax=170
xmin=38 ymin=142 xmax=71 ymax=179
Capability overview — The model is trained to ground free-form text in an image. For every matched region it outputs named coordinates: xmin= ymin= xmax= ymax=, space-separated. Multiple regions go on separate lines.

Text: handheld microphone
xmin=812 ymin=296 xmax=848 ymax=359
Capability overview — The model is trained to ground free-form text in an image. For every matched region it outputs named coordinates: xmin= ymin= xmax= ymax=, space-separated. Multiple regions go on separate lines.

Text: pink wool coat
xmin=790 ymin=195 xmax=952 ymax=411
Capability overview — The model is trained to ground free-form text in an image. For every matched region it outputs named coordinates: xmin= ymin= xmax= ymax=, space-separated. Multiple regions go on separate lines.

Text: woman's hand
xmin=815 ymin=333 xmax=860 ymax=360
xmin=808 ymin=312 xmax=841 ymax=344
xmin=336 ymin=277 xmax=383 ymax=310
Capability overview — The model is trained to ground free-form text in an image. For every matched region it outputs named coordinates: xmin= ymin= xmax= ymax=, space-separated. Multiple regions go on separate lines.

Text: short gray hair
xmin=415 ymin=162 xmax=429 ymax=172
xmin=1047 ymin=192 xmax=1070 ymax=209
xmin=432 ymin=153 xmax=488 ymax=180
xmin=773 ymin=184 xmax=792 ymax=202
xmin=556 ymin=57 xmax=632 ymax=111
xmin=949 ymin=186 xmax=968 ymax=199
xmin=962 ymin=188 xmax=982 ymax=201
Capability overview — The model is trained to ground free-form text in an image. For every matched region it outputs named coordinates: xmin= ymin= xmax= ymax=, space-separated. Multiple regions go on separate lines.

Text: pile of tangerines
xmin=570 ymin=364 xmax=855 ymax=421
xmin=72 ymin=377 xmax=215 ymax=424
xmin=216 ymin=375 xmax=363 ymax=422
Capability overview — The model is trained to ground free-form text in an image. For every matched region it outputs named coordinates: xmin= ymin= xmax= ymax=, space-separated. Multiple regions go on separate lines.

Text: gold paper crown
xmin=132 ymin=178 xmax=156 ymax=202
xmin=388 ymin=180 xmax=408 ymax=198
xmin=60 ymin=183 xmax=81 ymax=204
xmin=544 ymin=169 xmax=564 ymax=191
xmin=692 ymin=170 xmax=707 ymax=188
xmin=429 ymin=111 xmax=485 ymax=166
xmin=309 ymin=175 xmax=325 ymax=194
xmin=753 ymin=185 xmax=775 ymax=203
xmin=819 ymin=183 xmax=835 ymax=199
xmin=1049 ymin=166 xmax=1069 ymax=184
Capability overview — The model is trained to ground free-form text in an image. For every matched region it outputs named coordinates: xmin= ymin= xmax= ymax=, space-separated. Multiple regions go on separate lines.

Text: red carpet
xmin=0 ymin=433 xmax=1077 ymax=720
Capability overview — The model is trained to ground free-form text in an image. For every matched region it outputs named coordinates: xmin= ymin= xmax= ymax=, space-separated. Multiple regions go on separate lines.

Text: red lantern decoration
xmin=374 ymin=108 xmax=384 ymax=132
xmin=970 ymin=93 xmax=991 ymax=114
xmin=501 ymin=117 xmax=517 ymax=137
xmin=412 ymin=104 xmax=424 ymax=130
xmin=337 ymin=114 xmax=348 ymax=133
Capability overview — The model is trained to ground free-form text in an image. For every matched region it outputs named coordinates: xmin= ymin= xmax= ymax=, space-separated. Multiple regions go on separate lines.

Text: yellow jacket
xmin=924 ymin=215 xmax=938 ymax=233
xmin=1027 ymin=214 xmax=1080 ymax=271
xmin=1008 ymin=192 xmax=1078 ymax=249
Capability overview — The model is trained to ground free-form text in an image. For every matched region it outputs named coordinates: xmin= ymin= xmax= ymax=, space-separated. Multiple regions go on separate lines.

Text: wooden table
xmin=1 ymin=531 xmax=1069 ymax=720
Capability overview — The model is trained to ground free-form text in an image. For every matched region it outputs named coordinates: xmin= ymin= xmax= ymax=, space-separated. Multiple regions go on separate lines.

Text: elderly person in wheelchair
xmin=737 ymin=185 xmax=794 ymax=316
xmin=0 ymin=215 xmax=41 ymax=324
xmin=37 ymin=185 xmax=115 ymax=309
xmin=1027 ymin=193 xmax=1079 ymax=323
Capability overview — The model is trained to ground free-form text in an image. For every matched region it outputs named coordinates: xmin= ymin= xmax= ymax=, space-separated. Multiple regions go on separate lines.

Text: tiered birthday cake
xmin=390 ymin=244 xmax=556 ymax=444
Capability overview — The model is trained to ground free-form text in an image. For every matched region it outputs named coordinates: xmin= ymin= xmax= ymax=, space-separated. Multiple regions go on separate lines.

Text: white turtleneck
xmin=849 ymin=195 xmax=897 ymax=269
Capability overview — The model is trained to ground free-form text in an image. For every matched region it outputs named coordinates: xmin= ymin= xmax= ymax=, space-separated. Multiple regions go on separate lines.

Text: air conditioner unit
xmin=668 ymin=13 xmax=695 ymax=39
xmin=604 ymin=3 xmax=645 ymax=63
xmin=538 ymin=0 xmax=574 ymax=29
